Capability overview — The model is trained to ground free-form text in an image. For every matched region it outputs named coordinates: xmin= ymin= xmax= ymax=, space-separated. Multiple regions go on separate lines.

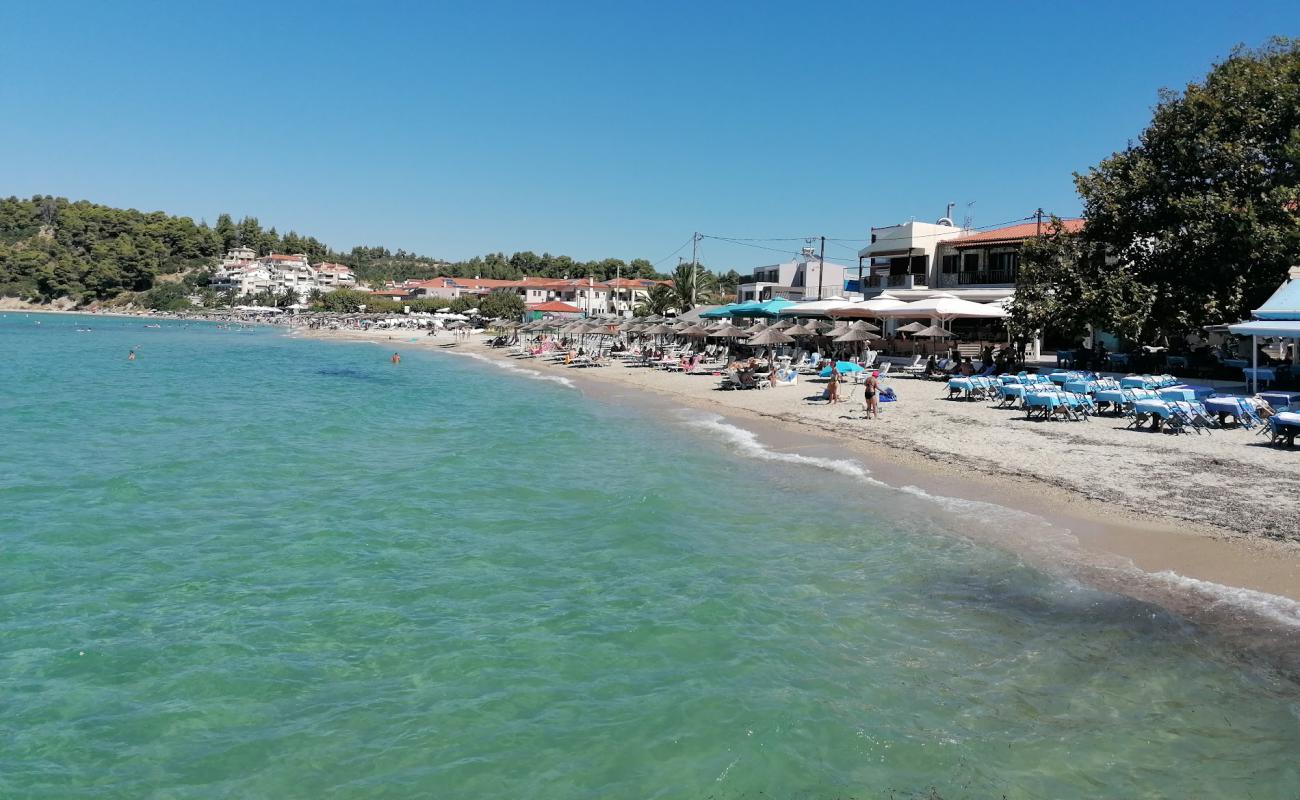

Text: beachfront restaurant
xmin=1226 ymin=268 xmax=1300 ymax=392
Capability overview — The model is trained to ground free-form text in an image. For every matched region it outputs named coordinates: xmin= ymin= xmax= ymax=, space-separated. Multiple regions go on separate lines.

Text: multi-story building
xmin=210 ymin=249 xmax=356 ymax=298
xmin=852 ymin=213 xmax=1086 ymax=355
xmin=406 ymin=275 xmax=668 ymax=317
xmin=210 ymin=264 xmax=273 ymax=295
xmin=736 ymin=249 xmax=850 ymax=302
xmin=314 ymin=262 xmax=357 ymax=289
xmin=854 ymin=216 xmax=1084 ymax=305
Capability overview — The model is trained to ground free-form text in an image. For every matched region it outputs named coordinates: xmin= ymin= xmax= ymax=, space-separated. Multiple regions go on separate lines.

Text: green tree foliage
xmin=670 ymin=262 xmax=715 ymax=312
xmin=0 ymin=195 xmax=223 ymax=301
xmin=1073 ymin=38 xmax=1300 ymax=337
xmin=313 ymin=288 xmax=374 ymax=312
xmin=0 ymin=194 xmax=682 ymax=305
xmin=448 ymin=295 xmax=479 ymax=313
xmin=140 ymin=281 xmax=193 ymax=311
xmin=636 ymin=284 xmax=675 ymax=316
xmin=407 ymin=298 xmax=451 ymax=313
xmin=477 ymin=290 xmax=525 ymax=320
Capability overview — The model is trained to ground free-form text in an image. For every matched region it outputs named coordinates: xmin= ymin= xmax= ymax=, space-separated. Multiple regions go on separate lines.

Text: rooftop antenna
xmin=963 ymin=201 xmax=976 ymax=231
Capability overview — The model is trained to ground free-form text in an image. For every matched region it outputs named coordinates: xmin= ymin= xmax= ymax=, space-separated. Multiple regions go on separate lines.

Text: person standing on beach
xmin=827 ymin=362 xmax=841 ymax=404
xmin=862 ymin=370 xmax=880 ymax=419
xmin=390 ymin=352 xmax=401 ymax=365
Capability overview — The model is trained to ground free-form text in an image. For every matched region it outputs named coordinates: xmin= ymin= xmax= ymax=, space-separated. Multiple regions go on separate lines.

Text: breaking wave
xmin=1147 ymin=571 xmax=1300 ymax=629
xmin=449 ymin=350 xmax=576 ymax=388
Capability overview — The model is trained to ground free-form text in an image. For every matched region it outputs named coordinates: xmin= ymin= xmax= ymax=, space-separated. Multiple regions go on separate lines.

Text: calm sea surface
xmin=2 ymin=314 xmax=1297 ymax=798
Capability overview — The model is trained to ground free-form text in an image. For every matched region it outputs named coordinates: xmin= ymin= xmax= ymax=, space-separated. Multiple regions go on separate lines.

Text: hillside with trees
xmin=0 ymin=195 xmax=700 ymax=307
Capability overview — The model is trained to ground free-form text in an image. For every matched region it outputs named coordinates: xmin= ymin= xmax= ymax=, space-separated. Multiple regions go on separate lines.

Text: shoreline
xmin=294 ymin=326 xmax=1299 ymax=605
xmin=296 ymin=326 xmax=1300 ymax=674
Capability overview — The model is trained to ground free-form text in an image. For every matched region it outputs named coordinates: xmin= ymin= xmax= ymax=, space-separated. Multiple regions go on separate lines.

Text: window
xmin=963 ymin=253 xmax=980 ymax=271
xmin=989 ymin=251 xmax=1020 ymax=273
xmin=941 ymin=254 xmax=961 ymax=274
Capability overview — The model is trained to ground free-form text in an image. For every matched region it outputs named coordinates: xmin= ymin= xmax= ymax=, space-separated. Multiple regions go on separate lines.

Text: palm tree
xmin=640 ymin=284 xmax=674 ymax=316
xmin=671 ymin=262 xmax=717 ymax=311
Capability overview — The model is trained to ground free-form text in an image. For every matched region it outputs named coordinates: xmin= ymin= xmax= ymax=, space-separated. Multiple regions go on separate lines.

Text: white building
xmin=853 ymin=217 xmax=1084 ymax=306
xmin=220 ymin=246 xmax=257 ymax=267
xmin=737 ymin=249 xmax=851 ymax=302
xmin=314 ymin=262 xmax=357 ymax=289
xmin=211 ymin=264 xmax=273 ymax=295
xmin=210 ymin=249 xmax=356 ymax=297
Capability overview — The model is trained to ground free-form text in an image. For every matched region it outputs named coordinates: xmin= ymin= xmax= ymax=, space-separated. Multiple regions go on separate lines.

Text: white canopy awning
xmin=1227 ymin=320 xmax=1300 ymax=337
xmin=875 ymin=296 xmax=1008 ymax=319
xmin=778 ymin=297 xmax=855 ymax=317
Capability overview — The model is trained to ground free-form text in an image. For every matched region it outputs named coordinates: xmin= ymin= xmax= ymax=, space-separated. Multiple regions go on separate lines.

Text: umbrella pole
xmin=1252 ymin=334 xmax=1258 ymax=394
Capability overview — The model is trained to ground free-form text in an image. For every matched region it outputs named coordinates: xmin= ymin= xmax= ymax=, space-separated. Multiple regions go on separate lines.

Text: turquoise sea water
xmin=1 ymin=313 xmax=1298 ymax=799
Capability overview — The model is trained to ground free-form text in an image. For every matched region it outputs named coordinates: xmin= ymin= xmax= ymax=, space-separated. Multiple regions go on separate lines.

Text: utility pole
xmin=817 ymin=235 xmax=826 ymax=300
xmin=690 ymin=232 xmax=700 ymax=307
xmin=1035 ymin=207 xmax=1044 ymax=236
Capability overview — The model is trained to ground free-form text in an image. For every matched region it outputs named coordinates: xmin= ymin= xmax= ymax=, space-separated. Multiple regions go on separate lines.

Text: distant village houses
xmin=376 ymin=275 xmax=672 ymax=318
xmin=210 ymin=247 xmax=357 ymax=297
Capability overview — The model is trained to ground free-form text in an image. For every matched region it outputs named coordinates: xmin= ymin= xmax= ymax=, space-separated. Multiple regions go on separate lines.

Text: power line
xmin=652 ymin=236 xmax=695 ymax=267
xmin=683 ymin=213 xmax=1060 ymax=268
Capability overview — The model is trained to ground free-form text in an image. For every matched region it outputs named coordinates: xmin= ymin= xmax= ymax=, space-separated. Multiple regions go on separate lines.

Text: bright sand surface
xmin=299 ymin=326 xmax=1300 ymax=615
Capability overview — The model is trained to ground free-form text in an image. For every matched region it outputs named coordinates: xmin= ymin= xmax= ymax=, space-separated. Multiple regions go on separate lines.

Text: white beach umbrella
xmin=777 ymin=297 xmax=857 ymax=318
xmin=875 ymin=296 xmax=1000 ymax=320
xmin=828 ymin=295 xmax=910 ymax=318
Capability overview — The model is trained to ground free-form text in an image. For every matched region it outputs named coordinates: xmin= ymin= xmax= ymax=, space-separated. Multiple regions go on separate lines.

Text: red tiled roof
xmin=603 ymin=277 xmax=663 ymax=289
xmin=528 ymin=300 xmax=582 ymax=313
xmin=265 ymin=254 xmax=309 ymax=261
xmin=946 ymin=219 xmax=1084 ymax=248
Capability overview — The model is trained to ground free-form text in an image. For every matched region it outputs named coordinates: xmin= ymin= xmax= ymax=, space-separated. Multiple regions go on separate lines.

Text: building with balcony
xmin=210 ymin=249 xmax=356 ymax=298
xmin=935 ymin=219 xmax=1084 ymax=290
xmin=853 ymin=220 xmax=965 ymax=295
xmin=852 ymin=215 xmax=1086 ymax=356
xmin=854 ymin=217 xmax=1084 ymax=304
xmin=737 ymin=249 xmax=850 ymax=302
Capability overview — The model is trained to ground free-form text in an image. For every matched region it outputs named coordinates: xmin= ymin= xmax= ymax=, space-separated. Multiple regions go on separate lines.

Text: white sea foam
xmin=449 ymin=351 xmax=576 ymax=388
xmin=684 ymin=411 xmax=1300 ymax=633
xmin=683 ymin=412 xmax=886 ymax=485
xmin=1146 ymin=571 xmax=1300 ymax=629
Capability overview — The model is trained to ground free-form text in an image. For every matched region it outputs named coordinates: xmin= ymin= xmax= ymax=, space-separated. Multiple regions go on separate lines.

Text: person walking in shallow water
xmin=390 ymin=352 xmax=401 ymax=364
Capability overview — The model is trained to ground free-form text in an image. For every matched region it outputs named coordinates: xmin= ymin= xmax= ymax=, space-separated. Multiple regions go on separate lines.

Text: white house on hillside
xmin=210 ymin=249 xmax=356 ymax=297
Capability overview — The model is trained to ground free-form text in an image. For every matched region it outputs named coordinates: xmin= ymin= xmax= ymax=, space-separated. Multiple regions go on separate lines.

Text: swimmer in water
xmin=127 ymin=349 xmax=136 ymax=360
xmin=390 ymin=352 xmax=401 ymax=364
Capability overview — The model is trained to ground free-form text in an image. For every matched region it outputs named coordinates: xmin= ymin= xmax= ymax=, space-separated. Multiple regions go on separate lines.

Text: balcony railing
xmin=937 ymin=270 xmax=1018 ymax=287
xmin=865 ymin=274 xmax=924 ymax=290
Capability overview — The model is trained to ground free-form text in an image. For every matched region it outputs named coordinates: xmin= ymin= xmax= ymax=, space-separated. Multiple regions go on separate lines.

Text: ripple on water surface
xmin=0 ymin=314 xmax=1297 ymax=799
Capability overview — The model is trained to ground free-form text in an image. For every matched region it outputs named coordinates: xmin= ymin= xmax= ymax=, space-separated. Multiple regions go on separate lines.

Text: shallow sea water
xmin=1 ymin=314 xmax=1297 ymax=798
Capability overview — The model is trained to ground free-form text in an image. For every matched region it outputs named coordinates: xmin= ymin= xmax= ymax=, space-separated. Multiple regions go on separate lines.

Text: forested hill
xmin=0 ymin=195 xmax=677 ymax=304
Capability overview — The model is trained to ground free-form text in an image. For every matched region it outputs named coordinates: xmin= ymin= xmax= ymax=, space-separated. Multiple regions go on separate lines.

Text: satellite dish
xmin=936 ymin=217 xmax=954 ymax=226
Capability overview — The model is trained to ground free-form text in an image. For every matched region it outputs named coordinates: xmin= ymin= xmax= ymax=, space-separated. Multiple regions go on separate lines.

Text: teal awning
xmin=705 ymin=298 xmax=795 ymax=319
xmin=750 ymin=298 xmax=796 ymax=317
xmin=699 ymin=303 xmax=740 ymax=319
xmin=1227 ymin=319 xmax=1300 ymax=337
xmin=1254 ymin=278 xmax=1300 ymax=320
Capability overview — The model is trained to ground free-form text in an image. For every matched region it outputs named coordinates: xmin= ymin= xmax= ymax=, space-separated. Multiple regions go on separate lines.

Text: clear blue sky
xmin=3 ymin=0 xmax=1296 ymax=271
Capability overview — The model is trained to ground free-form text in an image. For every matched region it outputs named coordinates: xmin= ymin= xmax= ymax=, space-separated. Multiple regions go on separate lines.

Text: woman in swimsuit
xmin=827 ymin=362 xmax=841 ymax=404
xmin=862 ymin=370 xmax=880 ymax=419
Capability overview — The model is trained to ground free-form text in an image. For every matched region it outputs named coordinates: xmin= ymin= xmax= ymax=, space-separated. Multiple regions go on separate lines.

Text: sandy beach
xmin=295 ymin=325 xmax=1300 ymax=612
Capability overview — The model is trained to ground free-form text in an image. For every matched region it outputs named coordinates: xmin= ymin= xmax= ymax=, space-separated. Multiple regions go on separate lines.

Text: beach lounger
xmin=900 ymin=355 xmax=926 ymax=377
xmin=1267 ymin=412 xmax=1300 ymax=446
